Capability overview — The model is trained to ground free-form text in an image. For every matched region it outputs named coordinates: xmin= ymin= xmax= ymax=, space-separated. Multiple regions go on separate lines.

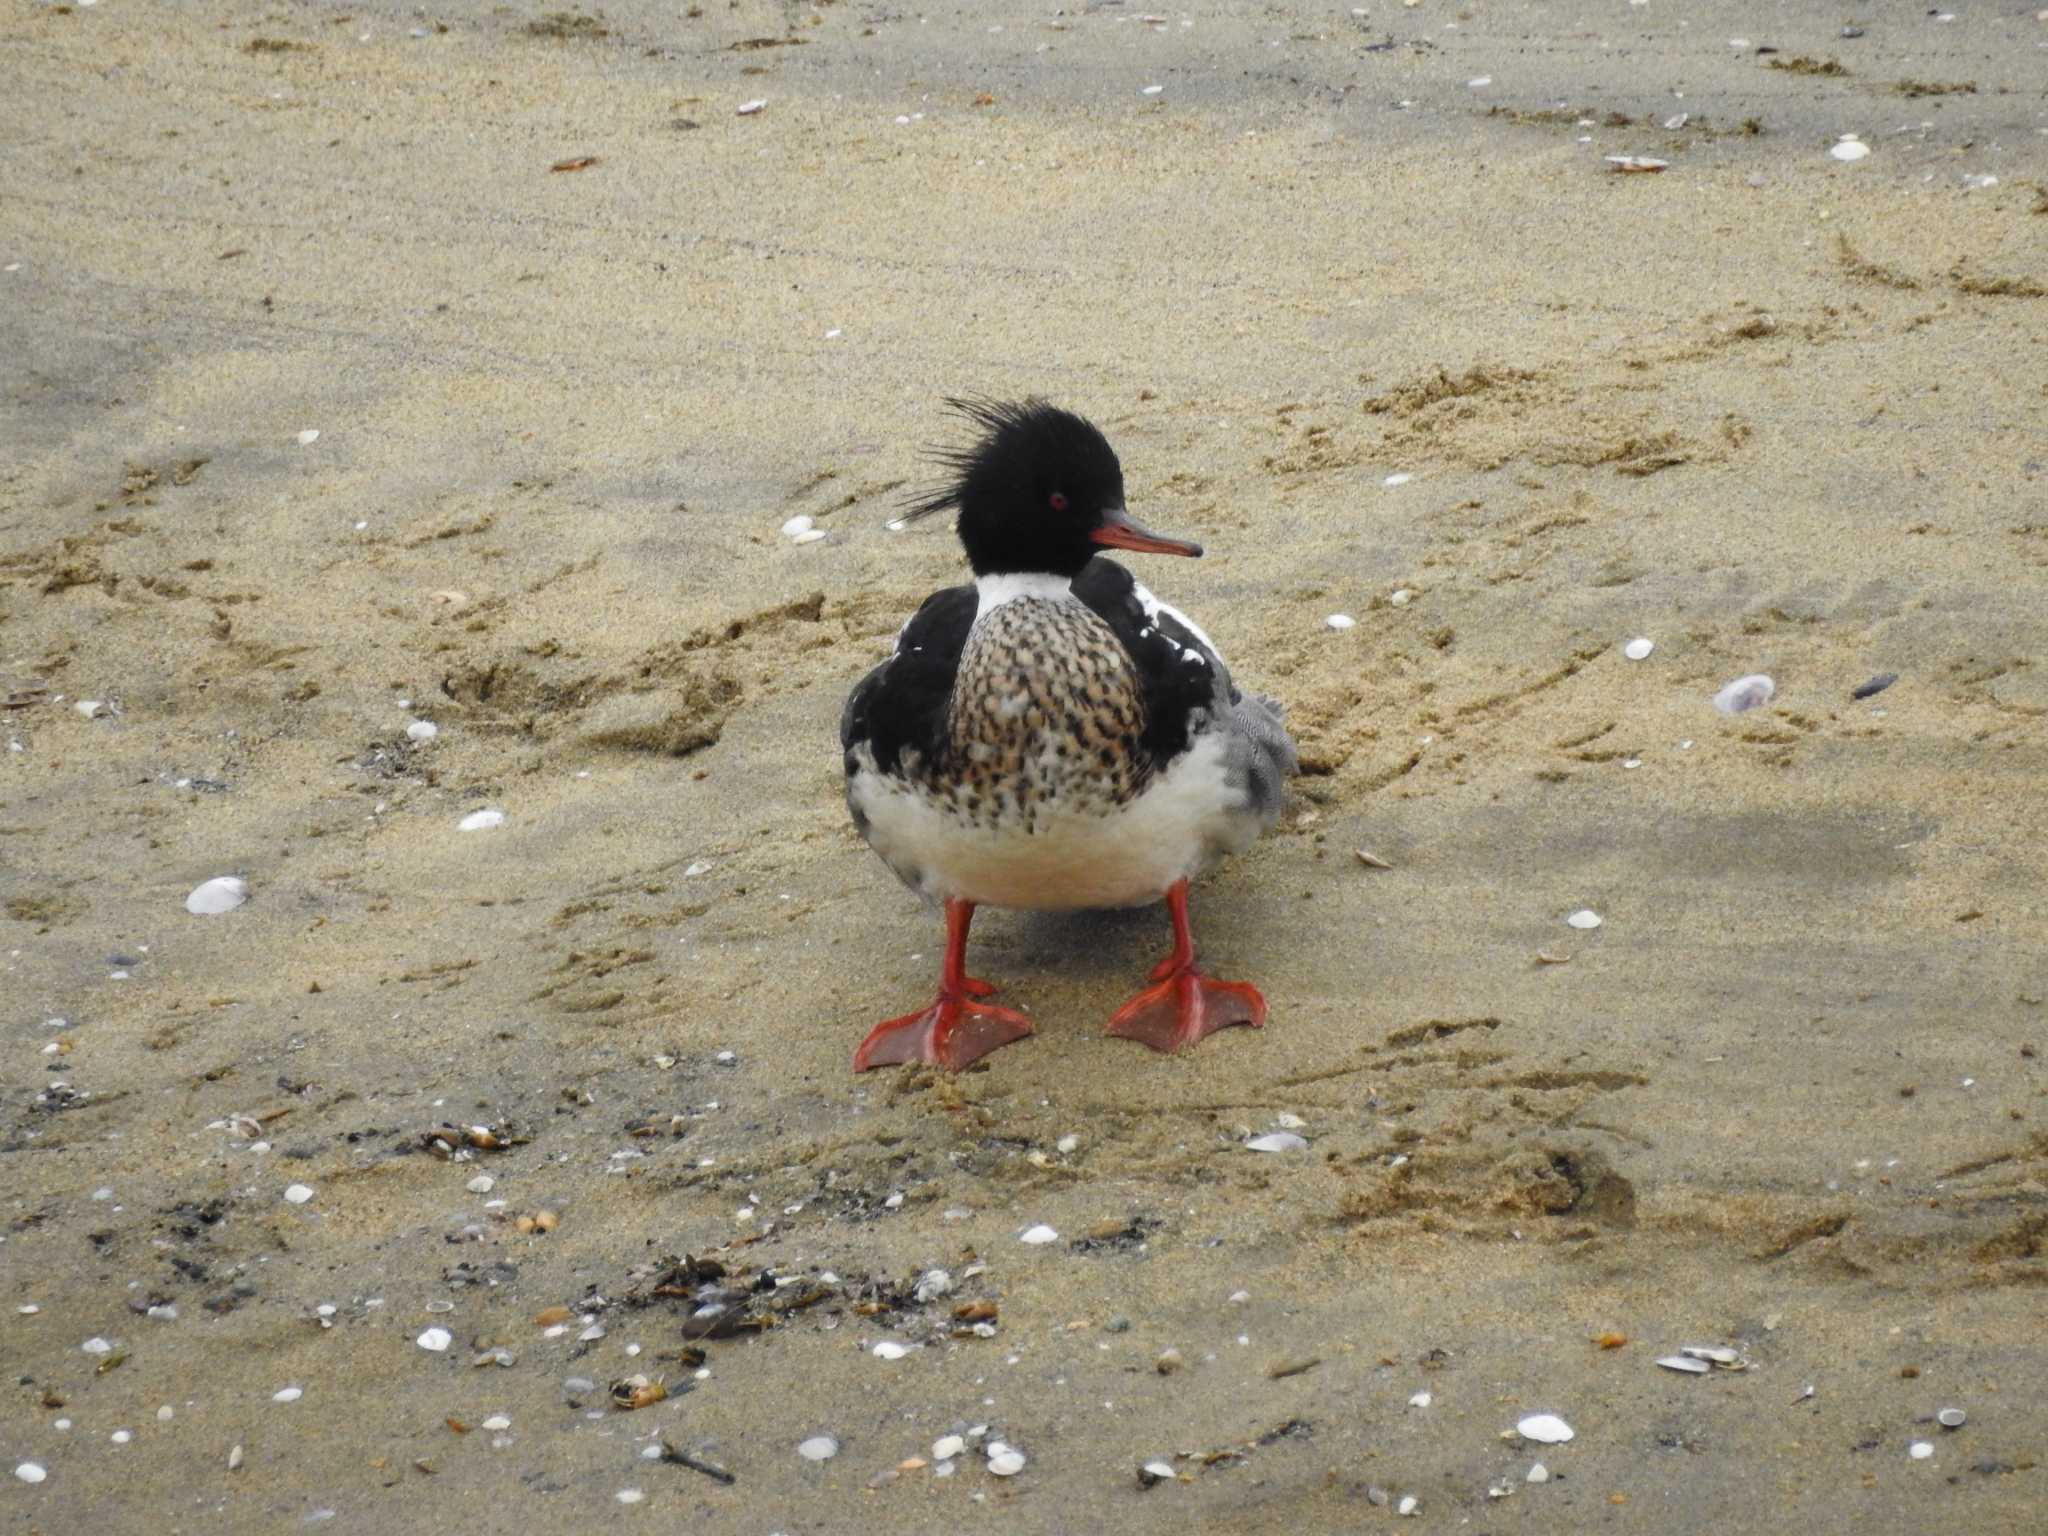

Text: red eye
xmin=1049 ymin=492 xmax=1069 ymax=512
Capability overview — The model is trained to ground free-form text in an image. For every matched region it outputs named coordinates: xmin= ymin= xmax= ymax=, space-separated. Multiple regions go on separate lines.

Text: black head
xmin=899 ymin=397 xmax=1202 ymax=578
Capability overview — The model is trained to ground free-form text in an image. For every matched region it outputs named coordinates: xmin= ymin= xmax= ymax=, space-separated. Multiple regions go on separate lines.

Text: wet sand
xmin=3 ymin=1 xmax=2046 ymax=1530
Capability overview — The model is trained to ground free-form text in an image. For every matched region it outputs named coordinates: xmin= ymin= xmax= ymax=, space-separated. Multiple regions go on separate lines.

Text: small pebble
xmin=1623 ymin=637 xmax=1654 ymax=661
xmin=798 ymin=1435 xmax=840 ymax=1462
xmin=417 ymin=1327 xmax=453 ymax=1352
xmin=458 ymin=808 xmax=506 ymax=832
xmin=185 ymin=876 xmax=249 ymax=916
xmin=615 ymin=1488 xmax=644 ymax=1504
xmin=1566 ymin=909 xmax=1603 ymax=930
xmin=1324 ymin=614 xmax=1356 ymax=631
xmin=111 ymin=1430 xmax=133 ymax=1445
xmin=1397 ymin=1494 xmax=1419 ymax=1516
xmin=284 ymin=1184 xmax=314 ymax=1205
xmin=1527 ymin=1462 xmax=1550 ymax=1484
xmin=1830 ymin=138 xmax=1871 ymax=163
xmin=466 ymin=1175 xmax=495 ymax=1194
xmin=1713 ymin=674 xmax=1776 ymax=714
xmin=1517 ymin=1413 xmax=1575 ymax=1444
xmin=82 ymin=1337 xmax=113 ymax=1355
xmin=406 ymin=720 xmax=440 ymax=742
xmin=228 ymin=1445 xmax=244 ymax=1471
xmin=1155 ymin=1348 xmax=1184 ymax=1375
xmin=273 ymin=1386 xmax=303 ymax=1403
xmin=1019 ymin=1224 xmax=1059 ymax=1245
xmin=296 ymin=429 xmax=320 ymax=445
xmin=1056 ymin=1134 xmax=1081 ymax=1154
xmin=1389 ymin=588 xmax=1414 ymax=606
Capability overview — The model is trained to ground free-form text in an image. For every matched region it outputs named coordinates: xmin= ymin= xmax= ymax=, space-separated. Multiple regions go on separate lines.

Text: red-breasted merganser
xmin=840 ymin=399 xmax=1296 ymax=1071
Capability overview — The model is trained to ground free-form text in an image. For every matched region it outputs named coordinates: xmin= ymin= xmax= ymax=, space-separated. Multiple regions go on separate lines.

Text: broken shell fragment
xmin=1353 ymin=848 xmax=1393 ymax=869
xmin=1680 ymin=1345 xmax=1743 ymax=1367
xmin=610 ymin=1375 xmax=668 ymax=1410
xmin=1606 ymin=156 xmax=1669 ymax=173
xmin=1245 ymin=1132 xmax=1309 ymax=1153
xmin=1138 ymin=1459 xmax=1178 ymax=1487
xmin=1713 ymin=674 xmax=1776 ymax=714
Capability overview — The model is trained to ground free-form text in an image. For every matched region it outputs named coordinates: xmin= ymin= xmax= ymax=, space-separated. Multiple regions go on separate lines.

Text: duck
xmin=839 ymin=398 xmax=1297 ymax=1072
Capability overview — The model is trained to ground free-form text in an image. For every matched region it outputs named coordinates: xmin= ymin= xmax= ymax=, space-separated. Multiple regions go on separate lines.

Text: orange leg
xmin=1105 ymin=879 xmax=1267 ymax=1053
xmin=853 ymin=899 xmax=1034 ymax=1072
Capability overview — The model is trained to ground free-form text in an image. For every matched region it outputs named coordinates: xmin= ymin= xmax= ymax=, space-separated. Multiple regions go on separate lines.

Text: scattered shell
xmin=458 ymin=808 xmax=506 ymax=832
xmin=75 ymin=698 xmax=109 ymax=718
xmin=1830 ymin=138 xmax=1871 ymax=162
xmin=466 ymin=1175 xmax=495 ymax=1194
xmin=781 ymin=515 xmax=814 ymax=538
xmin=1681 ymin=1345 xmax=1743 ymax=1366
xmin=1657 ymin=1354 xmax=1711 ymax=1374
xmin=1909 ymin=1441 xmax=1934 ymax=1460
xmin=797 ymin=1434 xmax=839 ymax=1462
xmin=1536 ymin=949 xmax=1572 ymax=965
xmin=406 ymin=720 xmax=440 ymax=743
xmin=1516 ymin=1413 xmax=1575 ymax=1444
xmin=1155 ymin=1348 xmax=1184 ymax=1375
xmin=1324 ymin=614 xmax=1356 ymax=631
xmin=791 ymin=528 xmax=827 ymax=545
xmin=417 ymin=1327 xmax=453 ymax=1352
xmin=284 ymin=1184 xmax=314 ymax=1205
xmin=1138 ymin=1459 xmax=1178 ymax=1487
xmin=1713 ymin=674 xmax=1776 ymax=714
xmin=1606 ymin=155 xmax=1669 ymax=173
xmin=1408 ymin=1391 xmax=1433 ymax=1408
xmin=1526 ymin=1462 xmax=1549 ymax=1484
xmin=1566 ymin=909 xmax=1603 ymax=930
xmin=1140 ymin=84 xmax=1164 ymax=96
xmin=932 ymin=1434 xmax=965 ymax=1461
xmin=1354 ymin=848 xmax=1393 ymax=869
xmin=988 ymin=1449 xmax=1026 ymax=1476
xmin=227 ymin=1445 xmax=244 ymax=1471
xmin=1246 ymin=1131 xmax=1309 ymax=1153
xmin=615 ymin=1488 xmax=644 ymax=1504
xmin=611 ymin=1375 xmax=668 ymax=1410
xmin=1623 ymin=637 xmax=1655 ymax=661
xmin=185 ymin=876 xmax=249 ymax=916
xmin=736 ymin=99 xmax=767 ymax=115
xmin=272 ymin=1386 xmax=304 ymax=1403
xmin=871 ymin=1341 xmax=910 ymax=1361
xmin=1055 ymin=1134 xmax=1081 ymax=1154
xmin=296 ymin=429 xmax=321 ymax=445
xmin=1274 ymin=1112 xmax=1307 ymax=1129
xmin=1937 ymin=1408 xmax=1967 ymax=1429
xmin=1019 ymin=1224 xmax=1059 ymax=1245
xmin=1382 ymin=472 xmax=1412 ymax=487
xmin=1389 ymin=588 xmax=1415 ymax=606
xmin=1397 ymin=1494 xmax=1420 ymax=1516
xmin=15 ymin=1462 xmax=48 ymax=1484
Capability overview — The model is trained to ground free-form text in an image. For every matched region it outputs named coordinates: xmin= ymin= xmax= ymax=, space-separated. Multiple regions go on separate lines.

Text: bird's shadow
xmin=977 ymin=905 xmax=1168 ymax=984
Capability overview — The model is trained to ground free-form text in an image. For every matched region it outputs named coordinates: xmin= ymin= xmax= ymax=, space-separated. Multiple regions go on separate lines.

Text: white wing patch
xmin=1131 ymin=580 xmax=1226 ymax=666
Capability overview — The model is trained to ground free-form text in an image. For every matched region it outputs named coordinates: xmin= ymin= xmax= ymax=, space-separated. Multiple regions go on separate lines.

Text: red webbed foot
xmin=1104 ymin=877 xmax=1269 ymax=1055
xmin=853 ymin=898 xmax=1032 ymax=1073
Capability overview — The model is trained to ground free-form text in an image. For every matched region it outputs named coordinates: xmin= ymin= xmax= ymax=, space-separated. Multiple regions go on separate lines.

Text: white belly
xmin=851 ymin=732 xmax=1263 ymax=911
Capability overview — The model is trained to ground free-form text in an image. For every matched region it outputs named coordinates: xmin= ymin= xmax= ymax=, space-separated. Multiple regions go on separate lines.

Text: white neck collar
xmin=974 ymin=572 xmax=1073 ymax=617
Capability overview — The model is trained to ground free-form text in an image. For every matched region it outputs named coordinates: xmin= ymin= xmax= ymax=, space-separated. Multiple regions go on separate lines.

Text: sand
xmin=2 ymin=0 xmax=2045 ymax=1530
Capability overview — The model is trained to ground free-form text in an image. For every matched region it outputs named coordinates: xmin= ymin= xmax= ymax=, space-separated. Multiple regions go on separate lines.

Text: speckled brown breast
xmin=935 ymin=596 xmax=1149 ymax=832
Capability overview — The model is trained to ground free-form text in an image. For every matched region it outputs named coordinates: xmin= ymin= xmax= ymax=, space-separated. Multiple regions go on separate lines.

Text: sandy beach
xmin=3 ymin=0 xmax=2045 ymax=1530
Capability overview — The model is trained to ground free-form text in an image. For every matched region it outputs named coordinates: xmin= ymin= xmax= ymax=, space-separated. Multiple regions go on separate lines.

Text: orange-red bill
xmin=1089 ymin=507 xmax=1203 ymax=558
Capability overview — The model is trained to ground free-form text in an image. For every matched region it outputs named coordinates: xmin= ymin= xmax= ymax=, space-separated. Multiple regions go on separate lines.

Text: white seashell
xmin=482 ymin=1415 xmax=511 ymax=1431
xmin=284 ymin=1184 xmax=314 ymax=1205
xmin=416 ymin=1327 xmax=452 ymax=1352
xmin=1681 ymin=1345 xmax=1742 ymax=1365
xmin=1397 ymin=1494 xmax=1419 ymax=1515
xmin=781 ymin=516 xmax=814 ymax=538
xmin=1274 ymin=1113 xmax=1307 ymax=1129
xmin=1909 ymin=1441 xmax=1934 ymax=1460
xmin=1019 ymin=1224 xmax=1059 ymax=1244
xmin=1246 ymin=1132 xmax=1308 ymax=1152
xmin=1657 ymin=1354 xmax=1711 ymax=1374
xmin=615 ymin=1488 xmax=644 ymax=1504
xmin=406 ymin=720 xmax=439 ymax=743
xmin=1526 ymin=1462 xmax=1549 ymax=1483
xmin=76 ymin=699 xmax=107 ymax=718
xmin=272 ymin=1386 xmax=303 ymax=1402
xmin=1937 ymin=1408 xmax=1966 ymax=1429
xmin=932 ymin=1434 xmax=965 ymax=1460
xmin=1140 ymin=84 xmax=1164 ymax=96
xmin=186 ymin=877 xmax=249 ymax=916
xmin=1056 ymin=1134 xmax=1081 ymax=1153
xmin=296 ymin=429 xmax=320 ymax=445
xmin=1516 ymin=1413 xmax=1574 ymax=1444
xmin=15 ymin=1462 xmax=47 ymax=1484
xmin=1623 ymin=637 xmax=1654 ymax=661
xmin=791 ymin=529 xmax=828 ymax=545
xmin=82 ymin=1337 xmax=113 ymax=1354
xmin=1142 ymin=1458 xmax=1177 ymax=1482
xmin=467 ymin=1175 xmax=494 ymax=1194
xmin=1324 ymin=614 xmax=1356 ymax=631
xmin=737 ymin=99 xmax=768 ymax=115
xmin=1566 ymin=909 xmax=1603 ymax=930
xmin=797 ymin=1434 xmax=839 ymax=1461
xmin=1408 ymin=1391 xmax=1432 ymax=1408
xmin=1389 ymin=588 xmax=1414 ymax=606
xmin=1713 ymin=674 xmax=1776 ymax=714
xmin=988 ymin=1449 xmax=1026 ymax=1476
xmin=458 ymin=808 xmax=506 ymax=832
xmin=1606 ymin=155 xmax=1669 ymax=173
xmin=1830 ymin=139 xmax=1870 ymax=162
xmin=872 ymin=1341 xmax=909 ymax=1360
xmin=1382 ymin=472 xmax=1413 ymax=487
